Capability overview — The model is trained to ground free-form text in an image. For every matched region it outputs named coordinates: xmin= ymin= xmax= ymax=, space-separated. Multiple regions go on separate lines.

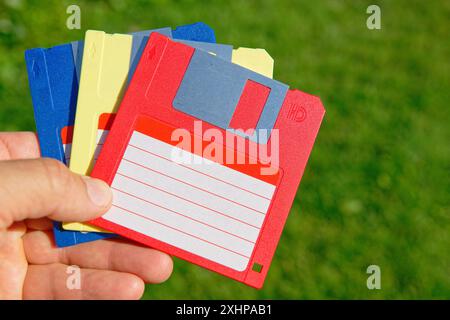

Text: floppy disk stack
xmin=25 ymin=22 xmax=325 ymax=288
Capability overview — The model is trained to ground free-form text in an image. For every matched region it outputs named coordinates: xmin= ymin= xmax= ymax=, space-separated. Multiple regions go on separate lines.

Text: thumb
xmin=0 ymin=158 xmax=112 ymax=230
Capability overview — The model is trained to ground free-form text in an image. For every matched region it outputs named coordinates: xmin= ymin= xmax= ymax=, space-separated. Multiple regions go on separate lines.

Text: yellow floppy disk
xmin=232 ymin=47 xmax=274 ymax=78
xmin=63 ymin=30 xmax=132 ymax=232
xmin=63 ymin=34 xmax=275 ymax=233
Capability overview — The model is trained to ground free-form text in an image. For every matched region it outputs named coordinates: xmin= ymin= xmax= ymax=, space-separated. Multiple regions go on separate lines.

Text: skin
xmin=0 ymin=132 xmax=173 ymax=299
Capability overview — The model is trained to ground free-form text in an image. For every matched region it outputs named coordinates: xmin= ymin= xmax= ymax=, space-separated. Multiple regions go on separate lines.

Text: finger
xmin=0 ymin=223 xmax=28 ymax=300
xmin=25 ymin=218 xmax=53 ymax=231
xmin=23 ymin=263 xmax=145 ymax=300
xmin=0 ymin=158 xmax=112 ymax=229
xmin=23 ymin=230 xmax=173 ymax=284
xmin=0 ymin=132 xmax=40 ymax=160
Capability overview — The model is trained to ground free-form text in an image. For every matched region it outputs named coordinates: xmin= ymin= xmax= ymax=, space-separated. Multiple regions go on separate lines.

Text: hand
xmin=0 ymin=132 xmax=173 ymax=299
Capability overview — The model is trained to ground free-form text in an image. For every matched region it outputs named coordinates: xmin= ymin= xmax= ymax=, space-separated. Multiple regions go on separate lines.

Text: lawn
xmin=0 ymin=0 xmax=448 ymax=299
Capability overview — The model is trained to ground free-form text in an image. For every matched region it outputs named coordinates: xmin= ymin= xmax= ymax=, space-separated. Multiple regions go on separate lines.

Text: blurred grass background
xmin=0 ymin=0 xmax=448 ymax=299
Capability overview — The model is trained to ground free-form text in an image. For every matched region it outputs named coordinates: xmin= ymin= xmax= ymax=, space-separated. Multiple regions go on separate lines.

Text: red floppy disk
xmin=90 ymin=33 xmax=325 ymax=288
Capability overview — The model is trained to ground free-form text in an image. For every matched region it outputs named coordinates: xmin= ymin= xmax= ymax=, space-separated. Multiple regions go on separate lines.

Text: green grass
xmin=0 ymin=0 xmax=448 ymax=299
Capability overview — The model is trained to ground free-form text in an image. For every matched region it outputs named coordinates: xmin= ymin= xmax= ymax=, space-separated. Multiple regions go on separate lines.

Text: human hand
xmin=0 ymin=132 xmax=173 ymax=299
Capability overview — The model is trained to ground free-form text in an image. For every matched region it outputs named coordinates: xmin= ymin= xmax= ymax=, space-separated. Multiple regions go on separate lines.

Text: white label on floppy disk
xmin=102 ymin=131 xmax=276 ymax=271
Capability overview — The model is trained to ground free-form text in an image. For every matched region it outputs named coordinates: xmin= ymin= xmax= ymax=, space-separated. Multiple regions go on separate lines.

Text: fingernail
xmin=83 ymin=176 xmax=112 ymax=207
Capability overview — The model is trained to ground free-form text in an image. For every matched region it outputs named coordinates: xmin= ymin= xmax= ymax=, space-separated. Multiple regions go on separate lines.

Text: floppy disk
xmin=89 ymin=33 xmax=325 ymax=288
xmin=25 ymin=23 xmax=217 ymax=247
xmin=63 ymin=32 xmax=275 ymax=233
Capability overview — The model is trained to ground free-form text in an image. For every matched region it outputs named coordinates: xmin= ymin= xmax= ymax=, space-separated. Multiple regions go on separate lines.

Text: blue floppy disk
xmin=172 ymin=22 xmax=216 ymax=42
xmin=25 ymin=23 xmax=217 ymax=247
